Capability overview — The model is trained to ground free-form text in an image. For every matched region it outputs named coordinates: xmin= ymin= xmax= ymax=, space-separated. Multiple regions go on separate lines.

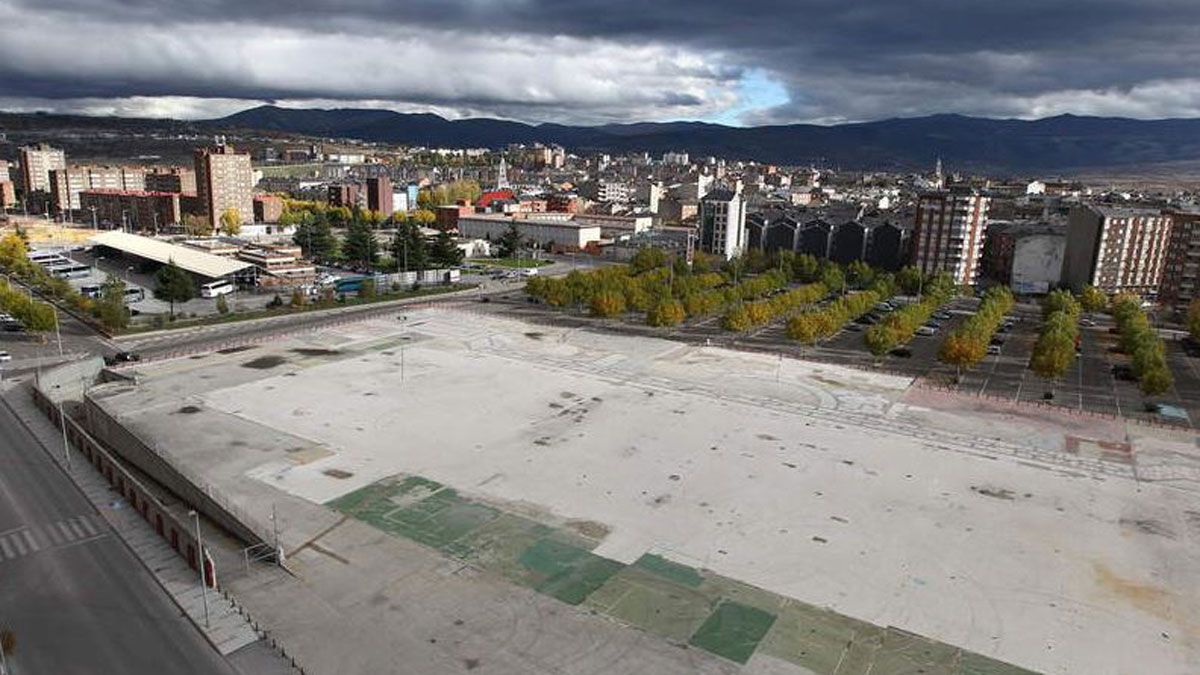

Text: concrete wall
xmin=31 ymin=383 xmax=217 ymax=588
xmin=81 ymin=389 xmax=270 ymax=552
xmin=1012 ymin=234 xmax=1066 ymax=294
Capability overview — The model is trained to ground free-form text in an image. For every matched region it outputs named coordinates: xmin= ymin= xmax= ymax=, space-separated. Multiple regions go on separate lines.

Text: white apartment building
xmin=698 ymin=186 xmax=747 ymax=260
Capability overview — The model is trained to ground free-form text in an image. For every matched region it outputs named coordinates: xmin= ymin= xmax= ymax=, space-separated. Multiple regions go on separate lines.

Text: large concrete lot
xmin=90 ymin=307 xmax=1200 ymax=674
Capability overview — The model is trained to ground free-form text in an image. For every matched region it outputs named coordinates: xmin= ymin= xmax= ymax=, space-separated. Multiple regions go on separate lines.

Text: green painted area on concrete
xmin=585 ymin=565 xmax=716 ymax=641
xmin=633 ymin=553 xmax=705 ymax=588
xmin=329 ymin=475 xmax=1043 ymax=674
xmin=517 ymin=537 xmax=623 ymax=604
xmin=689 ymin=600 xmax=778 ymax=664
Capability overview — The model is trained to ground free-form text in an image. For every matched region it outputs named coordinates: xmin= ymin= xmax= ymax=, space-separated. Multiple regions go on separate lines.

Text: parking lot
xmin=486 ymin=286 xmax=1200 ymax=428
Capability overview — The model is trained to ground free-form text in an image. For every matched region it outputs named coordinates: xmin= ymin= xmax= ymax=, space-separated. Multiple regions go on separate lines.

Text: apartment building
xmin=18 ymin=143 xmax=66 ymax=195
xmin=698 ymin=186 xmax=747 ymax=259
xmin=50 ymin=165 xmax=145 ymax=214
xmin=1060 ymin=204 xmax=1171 ymax=295
xmin=144 ymin=167 xmax=197 ymax=194
xmin=79 ymin=189 xmax=182 ymax=232
xmin=365 ymin=176 xmax=393 ymax=216
xmin=911 ymin=188 xmax=991 ymax=285
xmin=194 ymin=143 xmax=254 ymax=230
xmin=1157 ymin=209 xmax=1200 ymax=311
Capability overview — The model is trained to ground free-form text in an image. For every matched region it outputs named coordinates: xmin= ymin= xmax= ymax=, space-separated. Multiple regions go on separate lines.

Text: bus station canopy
xmin=89 ymin=231 xmax=253 ymax=280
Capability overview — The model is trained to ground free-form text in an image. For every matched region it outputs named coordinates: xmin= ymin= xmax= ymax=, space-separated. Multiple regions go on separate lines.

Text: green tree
xmin=820 ymin=263 xmax=845 ymax=295
xmin=497 ymin=223 xmax=524 ymax=259
xmin=215 ymin=294 xmax=230 ymax=315
xmin=791 ymin=253 xmax=820 ymax=282
xmin=411 ymin=209 xmax=437 ymax=227
xmin=1188 ymin=298 xmax=1200 ymax=341
xmin=630 ymin=247 xmax=668 ymax=274
xmin=1080 ymin=285 xmax=1108 ymax=313
xmin=342 ymin=219 xmax=379 ymax=268
xmin=153 ymin=261 xmax=195 ymax=317
xmin=428 ymin=229 xmax=464 ymax=268
xmin=392 ymin=222 xmax=429 ymax=272
xmin=846 ymin=260 xmax=875 ymax=288
xmin=896 ymin=266 xmax=923 ymax=295
xmin=293 ymin=217 xmax=337 ymax=261
xmin=1140 ymin=365 xmax=1173 ymax=396
xmin=94 ymin=275 xmax=129 ymax=331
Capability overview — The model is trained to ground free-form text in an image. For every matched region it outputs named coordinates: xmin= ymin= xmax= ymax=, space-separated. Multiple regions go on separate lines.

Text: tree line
xmin=938 ymin=286 xmax=1015 ymax=376
xmin=786 ymin=276 xmax=897 ymax=344
xmin=864 ymin=274 xmax=957 ymax=355
xmin=1028 ymin=289 xmax=1080 ymax=390
xmin=1111 ymin=294 xmax=1173 ymax=396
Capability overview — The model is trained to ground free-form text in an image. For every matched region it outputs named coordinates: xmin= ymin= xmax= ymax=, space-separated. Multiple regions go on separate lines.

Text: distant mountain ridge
xmin=208 ymin=106 xmax=1200 ymax=173
xmin=4 ymin=105 xmax=1200 ymax=173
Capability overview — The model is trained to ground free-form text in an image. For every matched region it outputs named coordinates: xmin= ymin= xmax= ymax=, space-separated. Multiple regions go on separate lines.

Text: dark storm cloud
xmin=3 ymin=0 xmax=1200 ymax=123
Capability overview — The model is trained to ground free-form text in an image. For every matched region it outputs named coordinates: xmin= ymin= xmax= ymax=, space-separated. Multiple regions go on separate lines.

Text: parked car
xmin=1080 ymin=318 xmax=1096 ymax=327
xmin=105 ymin=351 xmax=141 ymax=365
xmin=1111 ymin=364 xmax=1136 ymax=381
xmin=0 ymin=351 xmax=12 ymax=362
xmin=987 ymin=345 xmax=1002 ymax=355
xmin=916 ymin=326 xmax=938 ymax=337
xmin=933 ymin=311 xmax=952 ymax=320
xmin=844 ymin=323 xmax=864 ymax=332
xmin=990 ymin=335 xmax=1006 ymax=346
xmin=889 ymin=346 xmax=913 ymax=358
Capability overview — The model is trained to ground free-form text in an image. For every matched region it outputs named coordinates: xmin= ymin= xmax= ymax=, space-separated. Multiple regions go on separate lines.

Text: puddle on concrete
xmin=242 ymin=355 xmax=287 ymax=369
xmin=217 ymin=345 xmax=257 ymax=355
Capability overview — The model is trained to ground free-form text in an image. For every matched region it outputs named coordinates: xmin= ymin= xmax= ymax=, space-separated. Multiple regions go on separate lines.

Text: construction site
xmin=55 ymin=305 xmax=1200 ymax=674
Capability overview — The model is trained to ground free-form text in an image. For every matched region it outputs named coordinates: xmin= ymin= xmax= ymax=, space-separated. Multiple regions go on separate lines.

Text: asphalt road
xmin=0 ymin=399 xmax=238 ymax=675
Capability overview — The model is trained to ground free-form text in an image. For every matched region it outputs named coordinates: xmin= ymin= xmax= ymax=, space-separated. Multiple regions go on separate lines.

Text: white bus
xmin=53 ymin=264 xmax=92 ymax=279
xmin=200 ymin=280 xmax=235 ymax=298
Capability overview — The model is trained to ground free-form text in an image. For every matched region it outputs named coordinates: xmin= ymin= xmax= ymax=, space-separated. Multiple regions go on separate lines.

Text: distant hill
xmin=211 ymin=105 xmax=1200 ymax=173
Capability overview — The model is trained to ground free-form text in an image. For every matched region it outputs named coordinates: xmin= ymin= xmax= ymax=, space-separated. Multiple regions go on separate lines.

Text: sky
xmin=2 ymin=0 xmax=1200 ymax=127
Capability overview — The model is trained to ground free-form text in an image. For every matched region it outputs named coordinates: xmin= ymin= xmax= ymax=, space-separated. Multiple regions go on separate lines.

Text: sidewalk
xmin=0 ymin=380 xmax=297 ymax=674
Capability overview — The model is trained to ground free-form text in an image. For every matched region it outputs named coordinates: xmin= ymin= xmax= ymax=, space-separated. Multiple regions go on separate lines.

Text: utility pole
xmin=189 ymin=511 xmax=210 ymax=628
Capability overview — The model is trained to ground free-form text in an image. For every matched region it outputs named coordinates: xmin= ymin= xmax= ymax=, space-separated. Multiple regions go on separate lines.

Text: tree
xmin=590 ymin=290 xmax=626 ymax=317
xmin=182 ymin=214 xmax=212 ymax=237
xmin=631 ymin=247 xmax=668 ymax=274
xmin=392 ymin=222 xmax=429 ymax=272
xmin=215 ymin=294 xmax=230 ymax=315
xmin=646 ymin=298 xmax=685 ymax=327
xmin=1080 ymin=285 xmax=1108 ymax=313
xmin=342 ymin=219 xmax=379 ymax=268
xmin=1042 ymin=289 xmax=1080 ymax=319
xmin=896 ymin=266 xmax=923 ymax=295
xmin=1140 ymin=365 xmax=1173 ymax=396
xmin=428 ymin=229 xmax=464 ymax=268
xmin=0 ymin=233 xmax=27 ymax=268
xmin=290 ymin=288 xmax=307 ymax=308
xmin=497 ymin=223 xmax=524 ymax=259
xmin=846 ymin=260 xmax=875 ymax=288
xmin=153 ymin=261 xmax=195 ymax=317
xmin=219 ymin=208 xmax=241 ymax=236
xmin=1188 ymin=298 xmax=1200 ymax=341
xmin=359 ymin=278 xmax=377 ymax=299
xmin=820 ymin=263 xmax=845 ymax=295
xmin=791 ymin=254 xmax=821 ymax=282
xmin=411 ymin=209 xmax=437 ymax=227
xmin=939 ymin=331 xmax=987 ymax=380
xmin=94 ymin=275 xmax=129 ymax=331
xmin=293 ymin=217 xmax=337 ymax=261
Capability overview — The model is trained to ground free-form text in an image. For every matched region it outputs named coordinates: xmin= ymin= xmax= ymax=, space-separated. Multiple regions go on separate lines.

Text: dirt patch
xmin=970 ymin=485 xmax=1016 ymax=500
xmin=177 ymin=405 xmax=202 ymax=414
xmin=217 ymin=345 xmax=256 ymax=355
xmin=323 ymin=468 xmax=354 ymax=479
xmin=242 ymin=355 xmax=287 ymax=369
xmin=291 ymin=348 xmax=340 ymax=356
xmin=1093 ymin=562 xmax=1173 ymax=622
xmin=565 ymin=519 xmax=610 ymax=539
xmin=1119 ymin=518 xmax=1176 ymax=539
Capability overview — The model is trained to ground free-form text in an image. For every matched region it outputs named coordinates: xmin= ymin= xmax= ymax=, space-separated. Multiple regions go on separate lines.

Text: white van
xmin=200 ymin=280 xmax=235 ymax=298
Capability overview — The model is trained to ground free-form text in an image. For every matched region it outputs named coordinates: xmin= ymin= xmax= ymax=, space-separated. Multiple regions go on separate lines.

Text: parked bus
xmin=200 ymin=280 xmax=235 ymax=298
xmin=53 ymin=264 xmax=91 ymax=279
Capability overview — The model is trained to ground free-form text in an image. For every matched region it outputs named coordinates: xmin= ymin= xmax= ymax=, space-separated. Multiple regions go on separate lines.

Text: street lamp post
xmin=189 ymin=510 xmax=211 ymax=628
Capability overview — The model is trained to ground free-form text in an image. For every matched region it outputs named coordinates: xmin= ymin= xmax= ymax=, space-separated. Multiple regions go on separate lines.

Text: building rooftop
xmin=90 ymin=231 xmax=253 ymax=279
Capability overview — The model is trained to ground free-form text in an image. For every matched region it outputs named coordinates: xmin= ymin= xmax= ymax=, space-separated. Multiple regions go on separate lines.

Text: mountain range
xmin=212 ymin=105 xmax=1200 ymax=173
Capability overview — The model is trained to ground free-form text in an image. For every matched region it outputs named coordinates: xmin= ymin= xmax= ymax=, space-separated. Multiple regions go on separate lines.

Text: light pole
xmin=88 ymin=206 xmax=97 ymax=231
xmin=189 ymin=510 xmax=211 ymax=628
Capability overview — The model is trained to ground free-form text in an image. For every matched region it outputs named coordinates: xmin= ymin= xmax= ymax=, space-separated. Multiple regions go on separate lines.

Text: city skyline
xmin=3 ymin=0 xmax=1200 ymax=126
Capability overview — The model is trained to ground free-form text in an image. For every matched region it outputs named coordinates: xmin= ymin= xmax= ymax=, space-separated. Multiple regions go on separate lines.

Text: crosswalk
xmin=0 ymin=514 xmax=107 ymax=563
